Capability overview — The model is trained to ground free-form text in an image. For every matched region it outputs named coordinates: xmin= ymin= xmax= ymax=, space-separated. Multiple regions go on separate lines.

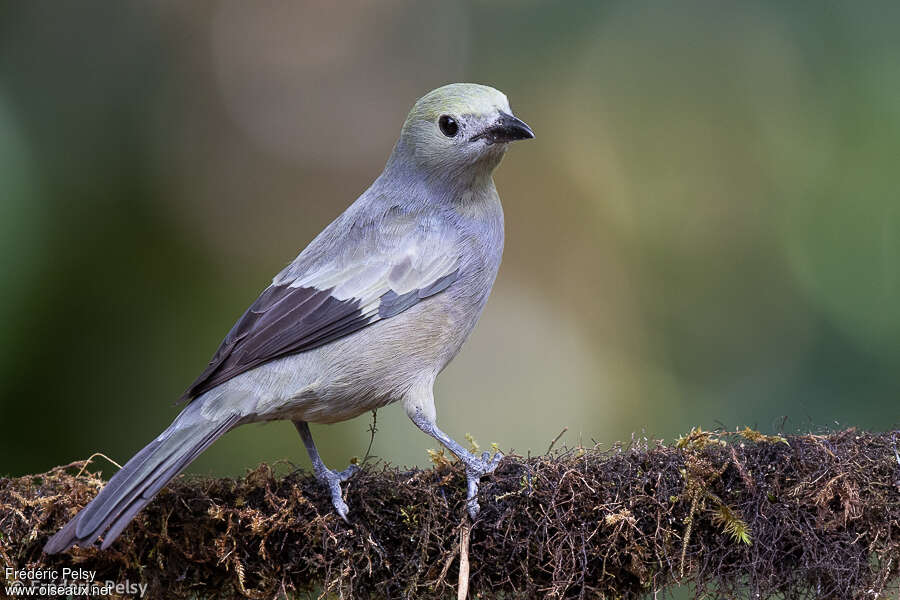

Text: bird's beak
xmin=470 ymin=112 xmax=535 ymax=144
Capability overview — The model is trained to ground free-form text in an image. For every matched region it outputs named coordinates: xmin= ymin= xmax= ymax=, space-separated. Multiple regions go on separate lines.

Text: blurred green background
xmin=1 ymin=1 xmax=898 ymax=480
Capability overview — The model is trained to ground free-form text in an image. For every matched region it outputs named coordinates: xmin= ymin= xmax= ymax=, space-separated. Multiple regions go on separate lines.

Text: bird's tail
xmin=43 ymin=398 xmax=242 ymax=554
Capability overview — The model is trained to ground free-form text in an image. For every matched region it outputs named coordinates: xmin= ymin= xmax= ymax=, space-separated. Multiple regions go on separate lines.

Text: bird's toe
xmin=314 ymin=467 xmax=353 ymax=521
xmin=467 ymin=450 xmax=503 ymax=478
xmin=337 ymin=463 xmax=359 ymax=482
xmin=333 ymin=496 xmax=351 ymax=522
xmin=466 ymin=495 xmax=481 ymax=519
xmin=326 ymin=478 xmax=351 ymax=521
xmin=482 ymin=450 xmax=503 ymax=473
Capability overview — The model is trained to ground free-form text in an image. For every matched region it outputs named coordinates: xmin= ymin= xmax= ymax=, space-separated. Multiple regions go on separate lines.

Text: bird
xmin=43 ymin=83 xmax=533 ymax=554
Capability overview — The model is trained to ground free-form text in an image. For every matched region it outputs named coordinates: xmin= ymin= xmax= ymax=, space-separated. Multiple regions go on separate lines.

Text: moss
xmin=1 ymin=428 xmax=898 ymax=599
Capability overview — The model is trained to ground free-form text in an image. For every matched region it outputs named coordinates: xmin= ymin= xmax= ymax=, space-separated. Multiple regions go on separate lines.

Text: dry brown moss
xmin=2 ymin=428 xmax=899 ymax=599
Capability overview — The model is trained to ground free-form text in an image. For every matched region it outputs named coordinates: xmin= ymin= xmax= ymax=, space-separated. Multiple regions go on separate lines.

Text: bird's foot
xmin=313 ymin=463 xmax=358 ymax=521
xmin=336 ymin=463 xmax=360 ymax=481
xmin=461 ymin=450 xmax=503 ymax=519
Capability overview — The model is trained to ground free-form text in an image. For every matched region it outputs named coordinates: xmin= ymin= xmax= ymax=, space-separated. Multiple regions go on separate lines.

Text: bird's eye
xmin=438 ymin=115 xmax=458 ymax=137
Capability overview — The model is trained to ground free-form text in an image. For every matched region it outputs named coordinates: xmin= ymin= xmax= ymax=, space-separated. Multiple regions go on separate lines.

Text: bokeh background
xmin=2 ymin=1 xmax=898 ymax=482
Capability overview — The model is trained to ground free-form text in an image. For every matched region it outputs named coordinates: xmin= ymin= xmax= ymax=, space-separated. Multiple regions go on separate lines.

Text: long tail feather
xmin=43 ymin=402 xmax=240 ymax=554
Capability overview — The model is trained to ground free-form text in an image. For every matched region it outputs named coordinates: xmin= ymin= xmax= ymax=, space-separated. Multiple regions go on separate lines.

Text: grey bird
xmin=44 ymin=83 xmax=533 ymax=554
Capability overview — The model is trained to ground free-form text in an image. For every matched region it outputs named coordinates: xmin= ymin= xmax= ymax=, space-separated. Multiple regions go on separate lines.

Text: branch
xmin=2 ymin=428 xmax=899 ymax=599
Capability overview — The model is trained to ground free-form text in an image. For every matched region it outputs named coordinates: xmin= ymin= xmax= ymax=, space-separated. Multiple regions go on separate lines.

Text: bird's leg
xmin=408 ymin=407 xmax=502 ymax=518
xmin=292 ymin=420 xmax=358 ymax=521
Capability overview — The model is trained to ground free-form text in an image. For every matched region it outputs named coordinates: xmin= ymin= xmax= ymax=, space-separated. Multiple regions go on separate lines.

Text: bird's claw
xmin=315 ymin=464 xmax=357 ymax=522
xmin=463 ymin=450 xmax=503 ymax=519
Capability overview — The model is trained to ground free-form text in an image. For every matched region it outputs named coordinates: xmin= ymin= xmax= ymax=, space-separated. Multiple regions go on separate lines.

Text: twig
xmin=547 ymin=427 xmax=568 ymax=454
xmin=361 ymin=409 xmax=378 ymax=467
xmin=457 ymin=518 xmax=471 ymax=600
xmin=75 ymin=452 xmax=123 ymax=478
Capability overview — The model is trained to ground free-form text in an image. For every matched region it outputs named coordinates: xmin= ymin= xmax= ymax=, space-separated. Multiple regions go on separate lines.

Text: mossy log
xmin=1 ymin=428 xmax=899 ymax=599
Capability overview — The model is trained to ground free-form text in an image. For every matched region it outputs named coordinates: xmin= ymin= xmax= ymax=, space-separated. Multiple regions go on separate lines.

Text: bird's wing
xmin=182 ymin=221 xmax=459 ymax=400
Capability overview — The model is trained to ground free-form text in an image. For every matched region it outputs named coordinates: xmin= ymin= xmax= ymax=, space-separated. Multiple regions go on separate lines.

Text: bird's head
xmin=395 ymin=83 xmax=533 ymax=180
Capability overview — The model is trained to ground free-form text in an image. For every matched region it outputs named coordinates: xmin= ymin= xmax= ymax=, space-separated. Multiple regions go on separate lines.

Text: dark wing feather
xmin=182 ymin=285 xmax=367 ymax=400
xmin=182 ymin=268 xmax=458 ymax=401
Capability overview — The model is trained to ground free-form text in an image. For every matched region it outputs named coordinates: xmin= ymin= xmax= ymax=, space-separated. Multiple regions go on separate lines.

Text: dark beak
xmin=470 ymin=112 xmax=535 ymax=144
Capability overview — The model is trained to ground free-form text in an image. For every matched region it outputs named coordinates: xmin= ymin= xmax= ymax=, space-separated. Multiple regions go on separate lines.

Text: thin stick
xmin=361 ymin=410 xmax=378 ymax=467
xmin=547 ymin=427 xmax=569 ymax=454
xmin=457 ymin=519 xmax=471 ymax=600
xmin=75 ymin=452 xmax=123 ymax=478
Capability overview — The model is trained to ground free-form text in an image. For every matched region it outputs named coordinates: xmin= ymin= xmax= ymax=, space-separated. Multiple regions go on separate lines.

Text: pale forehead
xmin=409 ymin=83 xmax=510 ymax=121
